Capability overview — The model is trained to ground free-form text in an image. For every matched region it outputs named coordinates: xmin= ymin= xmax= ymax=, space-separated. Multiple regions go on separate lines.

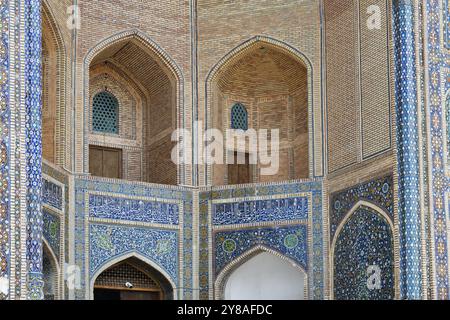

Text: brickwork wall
xmin=73 ymin=0 xmax=190 ymax=184
xmin=198 ymin=0 xmax=322 ymax=185
xmin=324 ymin=0 xmax=392 ymax=175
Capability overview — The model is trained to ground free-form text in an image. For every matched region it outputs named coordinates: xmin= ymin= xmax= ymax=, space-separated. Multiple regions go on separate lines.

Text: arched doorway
xmin=218 ymin=251 xmax=307 ymax=300
xmin=93 ymin=257 xmax=173 ymax=300
xmin=206 ymin=37 xmax=313 ymax=185
xmin=42 ymin=242 xmax=59 ymax=300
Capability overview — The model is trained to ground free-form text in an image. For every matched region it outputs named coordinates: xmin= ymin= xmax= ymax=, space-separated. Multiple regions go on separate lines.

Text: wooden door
xmin=89 ymin=145 xmax=122 ymax=179
xmin=228 ymin=152 xmax=251 ymax=185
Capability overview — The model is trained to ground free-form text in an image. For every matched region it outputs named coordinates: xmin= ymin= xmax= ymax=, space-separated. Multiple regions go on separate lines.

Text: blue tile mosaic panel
xmin=43 ymin=210 xmax=60 ymax=260
xmin=334 ymin=206 xmax=394 ymax=300
xmin=212 ymin=197 xmax=308 ymax=226
xmin=89 ymin=194 xmax=179 ymax=225
xmin=330 ymin=175 xmax=393 ymax=239
xmin=42 ymin=179 xmax=63 ymax=210
xmin=89 ymin=224 xmax=179 ymax=284
xmin=214 ymin=225 xmax=308 ymax=276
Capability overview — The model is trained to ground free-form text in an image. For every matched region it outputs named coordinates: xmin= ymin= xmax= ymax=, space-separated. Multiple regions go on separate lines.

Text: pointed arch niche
xmin=205 ymin=36 xmax=315 ymax=186
xmin=331 ymin=201 xmax=397 ymax=300
xmin=84 ymin=30 xmax=184 ymax=184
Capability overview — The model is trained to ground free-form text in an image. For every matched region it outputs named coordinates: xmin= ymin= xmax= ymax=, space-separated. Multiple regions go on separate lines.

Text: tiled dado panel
xmin=199 ymin=180 xmax=325 ymax=300
xmin=73 ymin=177 xmax=193 ymax=300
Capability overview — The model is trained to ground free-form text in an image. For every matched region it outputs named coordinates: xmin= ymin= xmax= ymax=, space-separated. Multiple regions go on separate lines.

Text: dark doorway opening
xmin=93 ymin=257 xmax=173 ymax=300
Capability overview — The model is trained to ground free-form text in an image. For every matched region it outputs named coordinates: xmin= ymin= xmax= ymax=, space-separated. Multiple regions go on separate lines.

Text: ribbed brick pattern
xmin=359 ymin=0 xmax=391 ymax=159
xmin=325 ymin=0 xmax=359 ymax=173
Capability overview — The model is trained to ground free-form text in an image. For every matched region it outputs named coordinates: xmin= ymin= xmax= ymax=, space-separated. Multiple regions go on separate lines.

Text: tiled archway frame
xmin=204 ymin=35 xmax=318 ymax=185
xmin=89 ymin=251 xmax=178 ymax=300
xmin=330 ymin=201 xmax=398 ymax=300
xmin=214 ymin=245 xmax=309 ymax=300
xmin=82 ymin=29 xmax=186 ymax=184
xmin=42 ymin=0 xmax=67 ymax=167
xmin=42 ymin=239 xmax=61 ymax=300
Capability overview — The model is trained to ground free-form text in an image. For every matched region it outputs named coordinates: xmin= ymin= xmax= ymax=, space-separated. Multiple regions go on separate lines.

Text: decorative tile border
xmin=212 ymin=195 xmax=309 ymax=226
xmin=425 ymin=0 xmax=450 ymax=299
xmin=88 ymin=192 xmax=180 ymax=225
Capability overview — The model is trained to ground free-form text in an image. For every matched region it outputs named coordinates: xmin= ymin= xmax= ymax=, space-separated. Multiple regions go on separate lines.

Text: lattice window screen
xmin=231 ymin=103 xmax=248 ymax=131
xmin=92 ymin=91 xmax=119 ymax=134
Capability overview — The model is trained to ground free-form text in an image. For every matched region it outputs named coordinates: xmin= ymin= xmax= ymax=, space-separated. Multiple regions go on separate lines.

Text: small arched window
xmin=231 ymin=103 xmax=248 ymax=131
xmin=92 ymin=91 xmax=119 ymax=134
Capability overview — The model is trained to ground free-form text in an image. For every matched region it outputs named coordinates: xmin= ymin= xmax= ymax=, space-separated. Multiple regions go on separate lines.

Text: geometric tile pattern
xmin=89 ymin=194 xmax=179 ymax=225
xmin=334 ymin=206 xmax=395 ymax=300
xmin=212 ymin=196 xmax=308 ymax=225
xmin=392 ymin=0 xmax=423 ymax=299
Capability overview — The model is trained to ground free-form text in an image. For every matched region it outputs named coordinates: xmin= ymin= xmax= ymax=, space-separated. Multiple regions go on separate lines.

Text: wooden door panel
xmin=228 ymin=152 xmax=250 ymax=185
xmin=89 ymin=146 xmax=103 ymax=178
xmin=103 ymin=149 xmax=121 ymax=179
xmin=89 ymin=145 xmax=122 ymax=179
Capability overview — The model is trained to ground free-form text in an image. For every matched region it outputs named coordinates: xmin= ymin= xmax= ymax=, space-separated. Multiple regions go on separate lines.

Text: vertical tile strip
xmin=392 ymin=0 xmax=423 ymax=299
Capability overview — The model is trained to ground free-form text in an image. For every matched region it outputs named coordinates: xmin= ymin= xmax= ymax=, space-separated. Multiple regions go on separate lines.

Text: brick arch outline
xmin=204 ymin=35 xmax=316 ymax=185
xmin=83 ymin=29 xmax=185 ymax=184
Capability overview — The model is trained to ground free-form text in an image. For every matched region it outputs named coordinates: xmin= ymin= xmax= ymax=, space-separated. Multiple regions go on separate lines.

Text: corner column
xmin=392 ymin=0 xmax=423 ymax=299
xmin=0 ymin=0 xmax=43 ymax=300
